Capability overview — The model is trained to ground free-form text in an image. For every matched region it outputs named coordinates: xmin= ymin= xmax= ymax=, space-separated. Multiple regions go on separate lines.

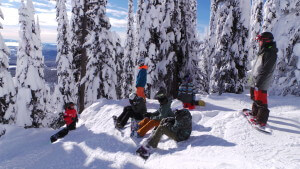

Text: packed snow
xmin=1 ymin=92 xmax=299 ymax=169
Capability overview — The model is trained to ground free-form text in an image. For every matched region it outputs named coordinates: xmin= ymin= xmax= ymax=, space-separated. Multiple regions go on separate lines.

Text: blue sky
xmin=0 ymin=0 xmax=210 ymax=43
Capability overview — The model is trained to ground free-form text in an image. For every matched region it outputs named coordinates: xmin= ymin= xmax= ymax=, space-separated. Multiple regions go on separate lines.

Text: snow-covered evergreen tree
xmin=262 ymin=0 xmax=280 ymax=32
xmin=209 ymin=0 xmax=251 ymax=94
xmin=199 ymin=0 xmax=218 ymax=93
xmin=136 ymin=0 xmax=164 ymax=98
xmin=180 ymin=0 xmax=202 ymax=94
xmin=83 ymin=0 xmax=117 ymax=107
xmin=15 ymin=0 xmax=47 ymax=128
xmin=70 ymin=0 xmax=87 ymax=113
xmin=157 ymin=0 xmax=181 ymax=98
xmin=249 ymin=0 xmax=263 ymax=62
xmin=54 ymin=0 xmax=76 ymax=114
xmin=0 ymin=4 xmax=16 ymax=124
xmin=270 ymin=0 xmax=300 ymax=96
xmin=122 ymin=0 xmax=136 ymax=98
xmin=114 ymin=32 xmax=125 ymax=99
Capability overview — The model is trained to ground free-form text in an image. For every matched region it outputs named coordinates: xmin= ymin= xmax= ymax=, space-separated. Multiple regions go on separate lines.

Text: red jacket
xmin=64 ymin=108 xmax=77 ymax=125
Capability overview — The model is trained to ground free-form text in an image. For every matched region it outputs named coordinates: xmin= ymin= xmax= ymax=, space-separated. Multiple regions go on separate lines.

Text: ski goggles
xmin=255 ymin=35 xmax=272 ymax=42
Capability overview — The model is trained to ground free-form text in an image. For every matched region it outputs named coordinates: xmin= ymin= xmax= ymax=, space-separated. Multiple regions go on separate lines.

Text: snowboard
xmin=130 ymin=118 xmax=140 ymax=137
xmin=241 ymin=109 xmax=272 ymax=134
xmin=50 ymin=134 xmax=58 ymax=143
xmin=136 ymin=145 xmax=151 ymax=160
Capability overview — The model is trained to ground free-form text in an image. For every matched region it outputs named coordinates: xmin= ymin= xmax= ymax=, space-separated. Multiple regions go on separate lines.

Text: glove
xmin=161 ymin=117 xmax=175 ymax=125
xmin=250 ymin=87 xmax=254 ymax=101
xmin=144 ymin=112 xmax=153 ymax=118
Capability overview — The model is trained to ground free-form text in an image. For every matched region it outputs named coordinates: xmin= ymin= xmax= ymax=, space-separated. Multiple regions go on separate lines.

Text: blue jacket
xmin=136 ymin=66 xmax=148 ymax=87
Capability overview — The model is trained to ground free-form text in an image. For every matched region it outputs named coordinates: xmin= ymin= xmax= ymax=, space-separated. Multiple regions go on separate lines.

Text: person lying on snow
xmin=113 ymin=93 xmax=147 ymax=129
xmin=50 ymin=102 xmax=78 ymax=143
xmin=132 ymin=88 xmax=174 ymax=138
xmin=136 ymin=109 xmax=192 ymax=159
xmin=178 ymin=74 xmax=196 ymax=110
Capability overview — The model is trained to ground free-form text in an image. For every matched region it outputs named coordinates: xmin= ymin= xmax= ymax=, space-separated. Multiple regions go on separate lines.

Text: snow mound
xmin=1 ymin=93 xmax=300 ymax=169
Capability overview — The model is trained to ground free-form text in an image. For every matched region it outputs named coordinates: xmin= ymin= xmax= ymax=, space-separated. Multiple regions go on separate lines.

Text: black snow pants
xmin=53 ymin=121 xmax=76 ymax=139
xmin=117 ymin=106 xmax=144 ymax=127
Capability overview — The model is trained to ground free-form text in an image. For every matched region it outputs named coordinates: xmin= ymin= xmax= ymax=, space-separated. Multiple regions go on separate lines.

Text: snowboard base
xmin=241 ymin=109 xmax=272 ymax=134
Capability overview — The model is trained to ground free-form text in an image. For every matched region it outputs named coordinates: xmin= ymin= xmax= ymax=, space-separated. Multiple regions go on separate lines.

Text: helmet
xmin=138 ymin=58 xmax=145 ymax=65
xmin=256 ymin=32 xmax=274 ymax=42
xmin=129 ymin=93 xmax=137 ymax=100
xmin=154 ymin=87 xmax=167 ymax=104
xmin=184 ymin=74 xmax=192 ymax=82
xmin=65 ymin=102 xmax=75 ymax=109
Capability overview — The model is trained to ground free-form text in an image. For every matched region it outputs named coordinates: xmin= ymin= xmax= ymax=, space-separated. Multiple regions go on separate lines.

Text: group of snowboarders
xmin=50 ymin=31 xmax=278 ymax=159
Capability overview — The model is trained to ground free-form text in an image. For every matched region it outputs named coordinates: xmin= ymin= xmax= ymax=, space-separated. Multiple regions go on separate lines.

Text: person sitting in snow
xmin=132 ymin=87 xmax=174 ymax=138
xmin=136 ymin=58 xmax=148 ymax=100
xmin=136 ymin=109 xmax=192 ymax=159
xmin=113 ymin=93 xmax=147 ymax=129
xmin=50 ymin=102 xmax=78 ymax=143
xmin=250 ymin=32 xmax=278 ymax=127
xmin=178 ymin=74 xmax=196 ymax=110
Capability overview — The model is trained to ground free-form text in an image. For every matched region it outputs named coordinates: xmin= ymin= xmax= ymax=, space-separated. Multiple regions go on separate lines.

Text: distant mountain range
xmin=5 ymin=39 xmax=58 ymax=91
xmin=5 ymin=39 xmax=57 ymax=67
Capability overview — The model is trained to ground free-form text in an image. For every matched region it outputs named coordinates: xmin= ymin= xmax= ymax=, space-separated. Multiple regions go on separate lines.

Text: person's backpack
xmin=174 ymin=109 xmax=192 ymax=141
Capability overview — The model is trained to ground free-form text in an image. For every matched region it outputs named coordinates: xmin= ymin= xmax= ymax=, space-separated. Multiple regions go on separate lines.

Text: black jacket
xmin=252 ymin=42 xmax=278 ymax=90
xmin=130 ymin=97 xmax=147 ymax=116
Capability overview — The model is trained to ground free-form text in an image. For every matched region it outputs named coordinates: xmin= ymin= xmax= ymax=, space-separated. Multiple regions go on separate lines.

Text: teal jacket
xmin=151 ymin=99 xmax=174 ymax=121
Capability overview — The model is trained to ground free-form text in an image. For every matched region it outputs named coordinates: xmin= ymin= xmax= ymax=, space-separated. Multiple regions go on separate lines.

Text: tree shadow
xmin=63 ymin=126 xmax=136 ymax=153
xmin=156 ymin=134 xmax=236 ymax=156
xmin=267 ymin=116 xmax=300 ymax=135
xmin=205 ymin=102 xmax=235 ymax=112
xmin=192 ymin=123 xmax=212 ymax=132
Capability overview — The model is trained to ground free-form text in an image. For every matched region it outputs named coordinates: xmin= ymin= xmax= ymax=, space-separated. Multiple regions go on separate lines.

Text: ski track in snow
xmin=0 ymin=92 xmax=300 ymax=169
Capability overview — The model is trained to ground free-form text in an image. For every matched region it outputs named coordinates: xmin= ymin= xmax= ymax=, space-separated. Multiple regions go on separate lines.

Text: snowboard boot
xmin=257 ymin=106 xmax=269 ymax=127
xmin=113 ymin=116 xmax=123 ymax=129
xmin=251 ymin=102 xmax=259 ymax=116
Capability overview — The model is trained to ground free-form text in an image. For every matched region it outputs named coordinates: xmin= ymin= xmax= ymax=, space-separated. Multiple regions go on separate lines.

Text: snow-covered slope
xmin=0 ymin=92 xmax=300 ymax=169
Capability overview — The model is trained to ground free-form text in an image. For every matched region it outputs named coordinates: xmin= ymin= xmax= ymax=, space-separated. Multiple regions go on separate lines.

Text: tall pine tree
xmin=209 ymin=0 xmax=250 ymax=94
xmin=122 ymin=0 xmax=136 ymax=98
xmin=83 ymin=0 xmax=117 ymax=107
xmin=249 ymin=0 xmax=263 ymax=62
xmin=270 ymin=0 xmax=300 ymax=96
xmin=70 ymin=0 xmax=87 ymax=113
xmin=16 ymin=0 xmax=47 ymax=128
xmin=0 ymin=4 xmax=16 ymax=124
xmin=54 ymin=0 xmax=76 ymax=114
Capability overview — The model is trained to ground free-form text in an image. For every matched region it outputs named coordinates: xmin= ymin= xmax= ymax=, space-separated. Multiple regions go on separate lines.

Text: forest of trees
xmin=0 ymin=0 xmax=299 ymax=128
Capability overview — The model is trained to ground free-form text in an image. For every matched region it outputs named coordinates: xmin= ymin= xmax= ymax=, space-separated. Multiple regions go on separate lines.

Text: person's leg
xmin=136 ymin=87 xmax=146 ymax=99
xmin=254 ymin=89 xmax=269 ymax=125
xmin=147 ymin=125 xmax=177 ymax=148
xmin=137 ymin=120 xmax=160 ymax=137
xmin=54 ymin=128 xmax=69 ymax=139
xmin=68 ymin=122 xmax=76 ymax=130
xmin=117 ymin=106 xmax=131 ymax=122
xmin=118 ymin=106 xmax=133 ymax=127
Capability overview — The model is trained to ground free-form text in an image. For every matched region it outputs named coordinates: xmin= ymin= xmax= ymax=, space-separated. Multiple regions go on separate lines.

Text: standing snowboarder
xmin=113 ymin=93 xmax=147 ymax=129
xmin=250 ymin=32 xmax=278 ymax=127
xmin=178 ymin=74 xmax=196 ymax=110
xmin=50 ymin=102 xmax=78 ymax=143
xmin=136 ymin=58 xmax=148 ymax=99
xmin=136 ymin=109 xmax=192 ymax=160
xmin=132 ymin=88 xmax=174 ymax=138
